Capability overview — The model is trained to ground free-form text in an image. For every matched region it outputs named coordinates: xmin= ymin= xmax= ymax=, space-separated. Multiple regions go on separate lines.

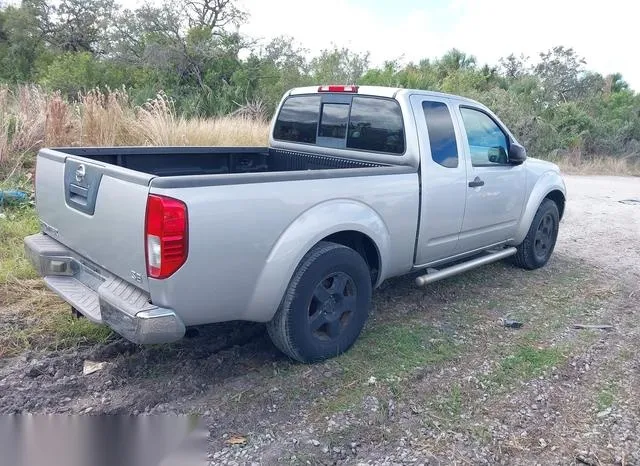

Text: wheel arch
xmin=511 ymin=171 xmax=566 ymax=246
xmin=244 ymin=199 xmax=391 ymax=322
xmin=545 ymin=189 xmax=566 ymax=220
xmin=322 ymin=230 xmax=381 ymax=285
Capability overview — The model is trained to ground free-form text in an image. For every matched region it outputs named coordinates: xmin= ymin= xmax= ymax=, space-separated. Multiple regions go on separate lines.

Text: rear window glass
xmin=319 ymin=103 xmax=349 ymax=139
xmin=347 ymin=97 xmax=404 ymax=154
xmin=273 ymin=95 xmax=405 ymax=154
xmin=272 ymin=95 xmax=321 ymax=144
xmin=422 ymin=101 xmax=458 ymax=168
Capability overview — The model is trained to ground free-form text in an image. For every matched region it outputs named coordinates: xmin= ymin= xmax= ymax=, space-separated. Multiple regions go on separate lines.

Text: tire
xmin=267 ymin=241 xmax=372 ymax=363
xmin=513 ymin=198 xmax=560 ymax=270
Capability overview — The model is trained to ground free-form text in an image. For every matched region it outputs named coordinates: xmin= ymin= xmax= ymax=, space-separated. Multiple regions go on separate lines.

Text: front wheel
xmin=513 ymin=199 xmax=560 ymax=270
xmin=267 ymin=241 xmax=372 ymax=363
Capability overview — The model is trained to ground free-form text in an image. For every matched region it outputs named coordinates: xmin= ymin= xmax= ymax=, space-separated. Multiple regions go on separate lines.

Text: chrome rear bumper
xmin=24 ymin=233 xmax=185 ymax=344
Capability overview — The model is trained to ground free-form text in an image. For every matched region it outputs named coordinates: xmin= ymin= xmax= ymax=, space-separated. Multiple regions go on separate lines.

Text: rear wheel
xmin=513 ymin=199 xmax=560 ymax=270
xmin=267 ymin=241 xmax=372 ymax=363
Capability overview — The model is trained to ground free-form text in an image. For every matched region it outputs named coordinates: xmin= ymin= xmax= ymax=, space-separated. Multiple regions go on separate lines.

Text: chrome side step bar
xmin=415 ymin=247 xmax=517 ymax=287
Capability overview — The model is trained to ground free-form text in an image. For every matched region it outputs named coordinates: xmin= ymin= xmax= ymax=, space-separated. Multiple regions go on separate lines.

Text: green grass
xmin=596 ymin=389 xmax=615 ymax=411
xmin=51 ymin=313 xmax=113 ymax=347
xmin=338 ymin=323 xmax=458 ymax=380
xmin=0 ymin=307 xmax=113 ymax=357
xmin=595 ymin=381 xmax=619 ymax=411
xmin=0 ymin=205 xmax=39 ymax=285
xmin=313 ymin=259 xmax=604 ymax=415
xmin=0 ymin=291 xmax=114 ymax=357
xmin=490 ymin=344 xmax=566 ymax=388
xmin=317 ymin=322 xmax=458 ymax=414
xmin=434 ymin=383 xmax=463 ymax=417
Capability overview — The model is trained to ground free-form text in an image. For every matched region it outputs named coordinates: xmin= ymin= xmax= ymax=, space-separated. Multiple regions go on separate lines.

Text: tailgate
xmin=35 ymin=149 xmax=154 ymax=291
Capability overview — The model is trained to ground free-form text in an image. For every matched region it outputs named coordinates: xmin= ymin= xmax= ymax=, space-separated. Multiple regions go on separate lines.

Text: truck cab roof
xmin=287 ymin=85 xmax=484 ymax=107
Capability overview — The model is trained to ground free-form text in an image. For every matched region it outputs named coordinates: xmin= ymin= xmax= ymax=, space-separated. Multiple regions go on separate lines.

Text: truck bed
xmin=56 ymin=146 xmax=385 ymax=177
xmin=34 ymin=144 xmax=415 ymax=298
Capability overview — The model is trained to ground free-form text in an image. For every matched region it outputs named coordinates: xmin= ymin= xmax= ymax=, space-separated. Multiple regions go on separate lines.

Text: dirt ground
xmin=557 ymin=176 xmax=640 ymax=284
xmin=0 ymin=174 xmax=639 ymax=465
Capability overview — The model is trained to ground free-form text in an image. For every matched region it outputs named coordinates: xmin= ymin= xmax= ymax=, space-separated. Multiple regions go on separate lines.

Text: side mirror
xmin=508 ymin=142 xmax=527 ymax=164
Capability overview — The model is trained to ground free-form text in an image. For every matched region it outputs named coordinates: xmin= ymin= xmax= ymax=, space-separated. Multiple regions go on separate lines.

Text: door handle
xmin=468 ymin=176 xmax=485 ymax=188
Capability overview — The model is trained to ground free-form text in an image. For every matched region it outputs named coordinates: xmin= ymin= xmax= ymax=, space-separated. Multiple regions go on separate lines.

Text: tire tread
xmin=267 ymin=241 xmax=354 ymax=362
xmin=513 ymin=198 xmax=559 ymax=270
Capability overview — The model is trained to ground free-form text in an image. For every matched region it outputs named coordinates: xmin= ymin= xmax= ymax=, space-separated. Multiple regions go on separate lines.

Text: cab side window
xmin=422 ymin=101 xmax=458 ymax=168
xmin=347 ymin=97 xmax=405 ymax=154
xmin=460 ymin=107 xmax=509 ymax=166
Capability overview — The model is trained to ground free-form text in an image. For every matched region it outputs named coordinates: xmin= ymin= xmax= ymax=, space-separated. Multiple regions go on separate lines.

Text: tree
xmin=534 ymin=46 xmax=587 ymax=104
xmin=184 ymin=0 xmax=246 ymax=31
xmin=46 ymin=0 xmax=116 ymax=53
xmin=309 ymin=46 xmax=369 ymax=84
xmin=605 ymin=73 xmax=629 ymax=94
xmin=1 ymin=0 xmax=639 ymax=157
xmin=0 ymin=2 xmax=49 ymax=81
xmin=437 ymin=49 xmax=476 ymax=76
xmin=110 ymin=0 xmax=248 ymax=94
xmin=110 ymin=3 xmax=183 ymax=64
xmin=241 ymin=36 xmax=311 ymax=109
xmin=499 ymin=53 xmax=529 ymax=79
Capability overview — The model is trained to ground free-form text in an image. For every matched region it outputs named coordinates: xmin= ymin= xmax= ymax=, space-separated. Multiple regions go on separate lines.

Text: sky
xmin=233 ymin=0 xmax=638 ymax=89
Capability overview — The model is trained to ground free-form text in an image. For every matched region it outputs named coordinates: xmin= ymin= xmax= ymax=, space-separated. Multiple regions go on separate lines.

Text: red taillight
xmin=145 ymin=194 xmax=188 ymax=279
xmin=318 ymin=85 xmax=359 ymax=93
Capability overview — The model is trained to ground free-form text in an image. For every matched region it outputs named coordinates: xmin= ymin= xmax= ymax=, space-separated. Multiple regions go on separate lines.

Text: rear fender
xmin=511 ymin=171 xmax=566 ymax=245
xmin=245 ymin=199 xmax=391 ymax=322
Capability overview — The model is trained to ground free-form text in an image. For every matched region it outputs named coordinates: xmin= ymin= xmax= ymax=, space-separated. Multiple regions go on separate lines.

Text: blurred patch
xmin=0 ymin=414 xmax=208 ymax=466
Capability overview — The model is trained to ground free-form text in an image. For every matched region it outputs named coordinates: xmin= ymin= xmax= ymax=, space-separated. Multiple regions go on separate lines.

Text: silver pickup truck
xmin=25 ymin=85 xmax=566 ymax=362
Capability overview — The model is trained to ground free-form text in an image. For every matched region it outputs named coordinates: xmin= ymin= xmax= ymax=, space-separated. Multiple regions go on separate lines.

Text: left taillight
xmin=145 ymin=194 xmax=188 ymax=279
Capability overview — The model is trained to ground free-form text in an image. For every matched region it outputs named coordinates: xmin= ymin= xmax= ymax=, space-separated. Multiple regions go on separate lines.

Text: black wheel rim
xmin=308 ymin=272 xmax=357 ymax=342
xmin=533 ymin=213 xmax=555 ymax=261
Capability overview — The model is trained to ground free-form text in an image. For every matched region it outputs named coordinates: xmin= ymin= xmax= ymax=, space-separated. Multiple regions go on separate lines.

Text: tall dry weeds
xmin=555 ymin=154 xmax=640 ymax=176
xmin=45 ymin=92 xmax=73 ymax=147
xmin=2 ymin=86 xmax=269 ymax=178
xmin=77 ymin=88 xmax=135 ymax=146
xmin=1 ymin=85 xmax=47 ymax=172
xmin=132 ymin=92 xmax=268 ymax=146
xmin=0 ymin=87 xmax=9 ymax=164
xmin=132 ymin=92 xmax=179 ymax=146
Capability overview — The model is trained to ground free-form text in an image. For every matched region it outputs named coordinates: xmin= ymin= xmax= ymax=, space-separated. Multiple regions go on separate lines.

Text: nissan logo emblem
xmin=75 ymin=164 xmax=86 ymax=183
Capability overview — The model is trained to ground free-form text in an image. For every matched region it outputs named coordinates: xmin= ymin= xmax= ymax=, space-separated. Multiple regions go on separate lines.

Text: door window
xmin=460 ymin=107 xmax=509 ymax=166
xmin=422 ymin=101 xmax=458 ymax=168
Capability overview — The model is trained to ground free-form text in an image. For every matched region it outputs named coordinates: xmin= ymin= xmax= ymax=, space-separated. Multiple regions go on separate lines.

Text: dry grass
xmin=555 ymin=153 xmax=640 ymax=176
xmin=0 ymin=278 xmax=113 ymax=358
xmin=0 ymin=86 xmax=47 ymax=176
xmin=1 ymin=85 xmax=269 ymax=178
xmin=133 ymin=92 xmax=269 ymax=146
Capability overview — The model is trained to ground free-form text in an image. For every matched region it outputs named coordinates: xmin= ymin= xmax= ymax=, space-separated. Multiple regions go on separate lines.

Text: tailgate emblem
xmin=75 ymin=164 xmax=86 ymax=183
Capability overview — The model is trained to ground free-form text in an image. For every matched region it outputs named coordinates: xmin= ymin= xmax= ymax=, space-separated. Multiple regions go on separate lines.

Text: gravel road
xmin=558 ymin=175 xmax=640 ymax=286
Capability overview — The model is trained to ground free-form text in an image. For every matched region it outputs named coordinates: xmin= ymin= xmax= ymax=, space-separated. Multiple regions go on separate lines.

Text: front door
xmin=455 ymin=105 xmax=526 ymax=252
